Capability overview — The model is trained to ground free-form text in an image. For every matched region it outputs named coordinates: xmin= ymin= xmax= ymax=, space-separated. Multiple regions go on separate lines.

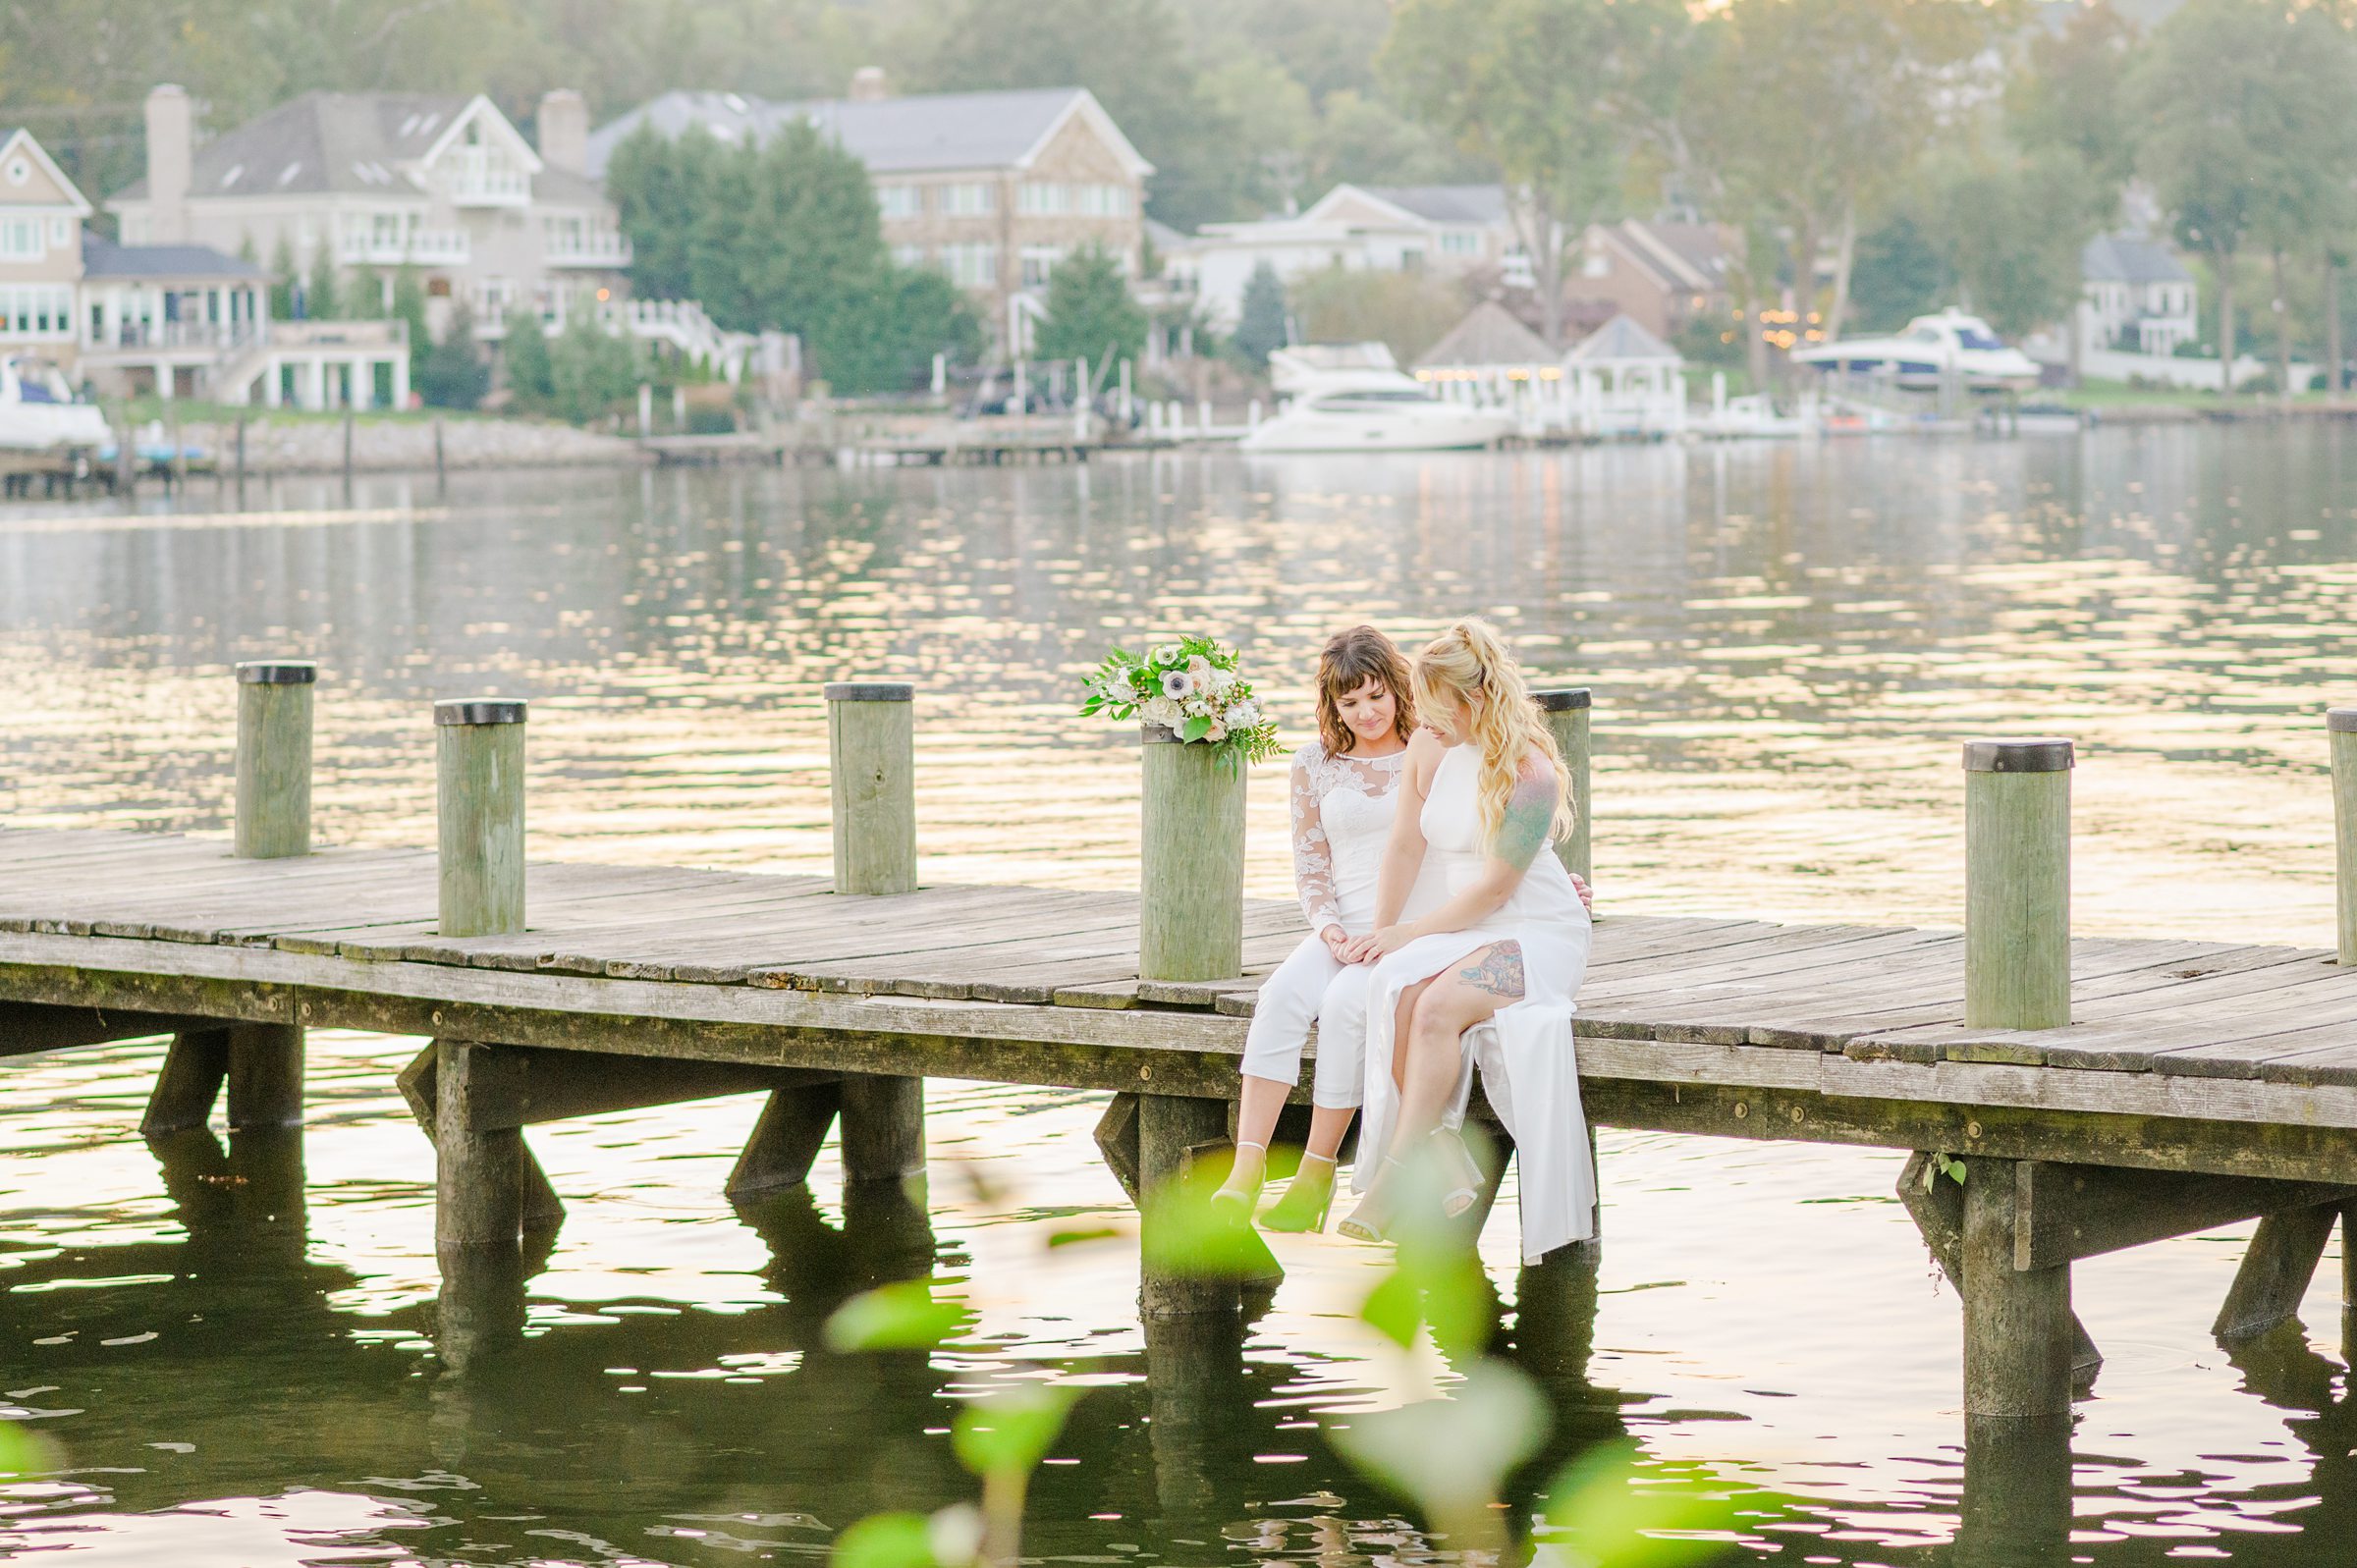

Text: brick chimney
xmin=144 ymin=84 xmax=193 ymax=243
xmin=849 ymin=67 xmax=889 ymax=102
xmin=536 ymin=88 xmax=589 ymax=176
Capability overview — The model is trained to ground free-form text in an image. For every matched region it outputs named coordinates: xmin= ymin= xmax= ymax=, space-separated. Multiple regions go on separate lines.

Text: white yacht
xmin=1790 ymin=308 xmax=2043 ymax=392
xmin=0 ymin=356 xmax=109 ymax=453
xmin=1244 ymin=344 xmax=1516 ymax=453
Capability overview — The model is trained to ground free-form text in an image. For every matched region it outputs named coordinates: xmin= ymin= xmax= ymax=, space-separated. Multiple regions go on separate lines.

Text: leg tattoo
xmin=1456 ymin=941 xmax=1525 ymax=1000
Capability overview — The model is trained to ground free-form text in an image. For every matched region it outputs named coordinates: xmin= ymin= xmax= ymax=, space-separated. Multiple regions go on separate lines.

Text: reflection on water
xmin=2 ymin=429 xmax=2356 ymax=1564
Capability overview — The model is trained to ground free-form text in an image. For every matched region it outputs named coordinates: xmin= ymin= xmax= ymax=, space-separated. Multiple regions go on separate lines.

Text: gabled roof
xmin=0 ymin=129 xmax=94 ymax=216
xmin=585 ymin=87 xmax=1153 ymax=182
xmin=1415 ymin=299 xmax=1556 ymax=368
xmin=2083 ymin=232 xmax=2191 ymax=286
xmin=110 ymin=91 xmax=535 ymax=203
xmin=1363 ymin=185 xmax=1508 ymax=227
xmin=82 ymin=230 xmax=267 ymax=280
xmin=1600 ymin=219 xmax=1730 ymax=293
xmin=1563 ymin=312 xmax=1681 ymax=365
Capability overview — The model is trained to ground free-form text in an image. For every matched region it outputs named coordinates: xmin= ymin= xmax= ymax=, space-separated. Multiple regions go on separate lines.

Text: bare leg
xmin=1263 ymin=1104 xmax=1357 ymax=1231
xmin=1214 ymin=1073 xmax=1291 ymax=1209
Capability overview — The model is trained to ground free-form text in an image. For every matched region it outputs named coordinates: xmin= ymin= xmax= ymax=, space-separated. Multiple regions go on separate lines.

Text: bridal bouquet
xmin=1080 ymin=635 xmax=1283 ymax=771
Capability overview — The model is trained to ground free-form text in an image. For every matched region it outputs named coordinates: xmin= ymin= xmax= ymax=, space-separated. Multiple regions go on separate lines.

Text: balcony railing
xmin=89 ymin=320 xmax=252 ymax=351
xmin=338 ymin=229 xmax=471 ymax=267
xmin=544 ymin=231 xmax=633 ymax=267
xmin=442 ymin=148 xmax=530 ymax=207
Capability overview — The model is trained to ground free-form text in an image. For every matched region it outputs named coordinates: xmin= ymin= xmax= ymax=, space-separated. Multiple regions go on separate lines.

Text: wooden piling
xmin=1139 ymin=726 xmax=1245 ymax=981
xmin=1535 ymin=687 xmax=1592 ymax=882
xmin=433 ymin=416 xmax=447 ymax=489
xmin=225 ymin=1023 xmax=305 ymax=1128
xmin=342 ymin=407 xmax=355 ymax=490
xmin=1138 ymin=1093 xmax=1238 ymax=1317
xmin=1962 ymin=1158 xmax=2072 ymax=1418
xmin=435 ymin=698 xmax=527 ymax=938
xmin=824 ymin=682 xmax=916 ymax=895
xmin=434 ymin=1038 xmax=524 ymax=1249
xmin=233 ymin=661 xmax=315 ymax=859
xmin=2332 ymin=707 xmax=2356 ymax=965
xmin=234 ymin=416 xmax=247 ymax=490
xmin=839 ymin=1072 xmax=926 ymax=1184
xmin=1963 ymin=738 xmax=2073 ymax=1030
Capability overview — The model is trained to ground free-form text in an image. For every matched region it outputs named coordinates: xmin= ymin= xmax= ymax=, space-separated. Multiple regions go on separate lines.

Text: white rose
xmin=1206 ymin=722 xmax=1228 ymax=742
xmin=1228 ymin=699 xmax=1261 ymax=729
xmin=1141 ymin=695 xmax=1180 ymax=726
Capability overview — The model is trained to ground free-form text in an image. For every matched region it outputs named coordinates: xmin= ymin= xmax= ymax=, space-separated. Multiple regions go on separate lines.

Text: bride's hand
xmin=1348 ymin=925 xmax=1412 ymax=963
xmin=1570 ymin=873 xmax=1594 ymax=915
xmin=1320 ymin=925 xmax=1351 ymax=960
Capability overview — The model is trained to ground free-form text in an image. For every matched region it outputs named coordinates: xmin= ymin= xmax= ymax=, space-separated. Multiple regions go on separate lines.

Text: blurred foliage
xmin=1288 ymin=265 xmax=1471 ymax=367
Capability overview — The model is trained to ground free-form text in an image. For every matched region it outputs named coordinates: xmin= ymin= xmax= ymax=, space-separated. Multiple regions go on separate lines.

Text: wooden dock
xmin=7 ymin=678 xmax=2357 ymax=1558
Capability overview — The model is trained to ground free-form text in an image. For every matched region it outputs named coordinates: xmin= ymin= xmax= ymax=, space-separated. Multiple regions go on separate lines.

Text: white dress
xmin=1237 ymin=741 xmax=1411 ymax=1108
xmin=1355 ymin=743 xmax=1596 ymax=1262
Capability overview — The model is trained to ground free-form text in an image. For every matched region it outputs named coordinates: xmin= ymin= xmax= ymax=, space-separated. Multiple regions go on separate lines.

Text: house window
xmin=941 ymin=183 xmax=994 ymax=217
xmin=1018 ymin=183 xmax=1070 ymax=216
xmin=1442 ymin=230 xmax=1480 ymax=256
xmin=0 ymin=218 xmax=42 ymax=260
xmin=942 ymin=243 xmax=998 ymax=288
xmin=1019 ymin=244 xmax=1065 ymax=287
xmin=876 ymin=184 xmax=922 ymax=220
xmin=1582 ymin=250 xmax=1611 ymax=278
xmin=893 ymin=243 xmax=927 ymax=268
xmin=1074 ymin=184 xmax=1128 ymax=217
xmin=48 ymin=217 xmax=68 ymax=245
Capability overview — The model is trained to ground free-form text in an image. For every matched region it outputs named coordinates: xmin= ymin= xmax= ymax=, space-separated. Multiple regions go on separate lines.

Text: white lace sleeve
xmin=1290 ymin=747 xmax=1343 ymax=935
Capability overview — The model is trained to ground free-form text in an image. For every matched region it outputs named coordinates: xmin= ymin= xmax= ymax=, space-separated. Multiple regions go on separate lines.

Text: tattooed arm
xmin=1354 ymin=753 xmax=1562 ymax=955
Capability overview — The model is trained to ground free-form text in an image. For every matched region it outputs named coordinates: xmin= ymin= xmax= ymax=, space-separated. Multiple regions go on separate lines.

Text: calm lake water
xmin=3 ymin=427 xmax=2356 ymax=1565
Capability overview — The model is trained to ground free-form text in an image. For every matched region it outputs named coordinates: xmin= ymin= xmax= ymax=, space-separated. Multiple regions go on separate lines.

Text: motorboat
xmin=1245 ymin=343 xmax=1517 ymax=453
xmin=0 ymin=355 xmax=109 ymax=453
xmin=1691 ymin=391 xmax=1809 ymax=440
xmin=1790 ymin=308 xmax=2042 ymax=392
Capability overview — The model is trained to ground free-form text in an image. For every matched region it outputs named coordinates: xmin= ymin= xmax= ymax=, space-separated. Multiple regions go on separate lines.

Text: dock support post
xmin=435 ymin=697 xmax=527 ymax=937
xmin=1962 ymin=1158 xmax=2072 ymax=1420
xmin=1962 ymin=737 xmax=2073 ymax=1029
xmin=141 ymin=1028 xmax=232 ymax=1136
xmin=2214 ymin=1202 xmax=2337 ymax=1342
xmin=1138 ymin=1094 xmax=1240 ymax=1318
xmin=234 ymin=661 xmax=316 ymax=859
xmin=225 ymin=1023 xmax=304 ymax=1128
xmin=435 ymin=1038 xmax=524 ymax=1251
xmin=1535 ymin=687 xmax=1593 ymax=882
xmin=824 ymin=682 xmax=916 ymax=895
xmin=1138 ymin=726 xmax=1245 ymax=982
xmin=2332 ymin=708 xmax=2356 ymax=965
xmin=839 ymin=1072 xmax=925 ymax=1185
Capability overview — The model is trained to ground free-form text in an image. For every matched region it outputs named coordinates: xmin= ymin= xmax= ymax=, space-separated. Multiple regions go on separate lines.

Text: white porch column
xmin=351 ymin=355 xmax=372 ymax=412
xmin=264 ymin=358 xmax=284 ymax=409
xmin=155 ymin=361 xmax=174 ymax=401
xmin=304 ymin=357 xmax=326 ymax=411
xmin=390 ymin=351 xmax=410 ymax=411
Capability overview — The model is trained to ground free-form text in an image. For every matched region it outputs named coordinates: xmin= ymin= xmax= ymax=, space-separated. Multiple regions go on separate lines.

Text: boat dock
xmin=6 ymin=676 xmax=2357 ymax=1555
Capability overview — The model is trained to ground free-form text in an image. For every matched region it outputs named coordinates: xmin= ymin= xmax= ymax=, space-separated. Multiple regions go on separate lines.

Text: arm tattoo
xmin=1491 ymin=767 xmax=1560 ymax=870
xmin=1457 ymin=941 xmax=1525 ymax=1000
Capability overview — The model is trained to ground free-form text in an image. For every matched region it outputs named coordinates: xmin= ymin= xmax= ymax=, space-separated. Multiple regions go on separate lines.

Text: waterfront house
xmin=1565 ymin=219 xmax=1733 ymax=345
xmin=2 ymin=125 xmax=407 ymax=407
xmin=1185 ymin=183 xmax=1530 ymax=330
xmin=2079 ymin=233 xmax=2196 ymax=355
xmin=589 ymin=73 xmax=1152 ymax=352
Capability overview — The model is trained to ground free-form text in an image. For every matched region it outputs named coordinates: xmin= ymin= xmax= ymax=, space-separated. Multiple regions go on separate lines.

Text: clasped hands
xmin=1319 ymin=874 xmax=1592 ymax=966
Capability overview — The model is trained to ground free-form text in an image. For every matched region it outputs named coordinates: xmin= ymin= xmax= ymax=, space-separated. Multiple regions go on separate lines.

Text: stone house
xmin=588 ymin=74 xmax=1153 ymax=351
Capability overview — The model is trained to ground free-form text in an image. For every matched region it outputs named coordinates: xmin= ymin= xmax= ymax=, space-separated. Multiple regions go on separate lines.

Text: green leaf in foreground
xmin=1138 ymin=1162 xmax=1279 ymax=1278
xmin=832 ymin=1505 xmax=983 ymax=1568
xmin=1327 ymin=1360 xmax=1550 ymax=1518
xmin=1539 ymin=1438 xmax=1750 ymax=1568
xmin=952 ymin=1383 xmax=1086 ymax=1478
xmin=823 ymin=1280 xmax=971 ymax=1352
xmin=0 ymin=1422 xmax=55 ymax=1478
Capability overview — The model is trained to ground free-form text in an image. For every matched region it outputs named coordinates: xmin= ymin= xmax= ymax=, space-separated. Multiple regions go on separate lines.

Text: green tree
xmin=547 ymin=312 xmax=641 ymax=423
xmin=1911 ymin=145 xmax=2091 ymax=340
xmin=302 ymin=247 xmax=341 ymax=321
xmin=605 ymin=121 xmax=718 ymax=303
xmin=1233 ymin=262 xmax=1290 ymax=368
xmin=389 ymin=266 xmax=430 ymax=389
xmin=502 ymin=311 xmax=555 ymax=411
xmin=1845 ymin=213 xmax=1950 ymax=333
xmin=921 ymin=0 xmax=1253 ymax=228
xmin=824 ymin=264 xmax=989 ymax=395
xmin=268 ymin=235 xmax=299 ymax=322
xmin=1383 ymin=0 xmax=1690 ymax=344
xmin=418 ymin=306 xmax=490 ymax=410
xmin=1031 ymin=243 xmax=1148 ymax=367
xmin=1288 ymin=263 xmax=1466 ymax=365
xmin=2131 ymin=0 xmax=2357 ymax=395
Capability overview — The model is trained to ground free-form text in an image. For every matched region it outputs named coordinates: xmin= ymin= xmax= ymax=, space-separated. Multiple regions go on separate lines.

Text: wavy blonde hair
xmin=1411 ymin=618 xmax=1574 ymax=846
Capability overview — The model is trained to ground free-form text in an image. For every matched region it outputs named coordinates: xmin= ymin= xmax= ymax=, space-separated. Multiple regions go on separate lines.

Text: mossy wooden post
xmin=2332 ymin=707 xmax=2357 ymax=965
xmin=1963 ymin=737 xmax=2073 ymax=1030
xmin=1138 ymin=1093 xmax=1239 ymax=1318
xmin=234 ymin=661 xmax=315 ymax=859
xmin=1139 ymin=726 xmax=1245 ymax=981
xmin=1535 ymin=687 xmax=1592 ymax=881
xmin=436 ymin=698 xmax=527 ymax=938
xmin=435 ymin=1037 xmax=524 ymax=1252
xmin=1962 ymin=1157 xmax=2072 ymax=1419
xmin=825 ymin=682 xmax=915 ymax=895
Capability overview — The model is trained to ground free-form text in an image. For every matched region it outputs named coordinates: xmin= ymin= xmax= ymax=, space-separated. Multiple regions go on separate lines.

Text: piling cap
xmin=434 ymin=697 xmax=528 ymax=727
xmin=824 ymin=681 xmax=914 ymax=703
xmin=236 ymin=661 xmax=317 ymax=685
xmin=1533 ymin=687 xmax=1592 ymax=712
xmin=2331 ymin=707 xmax=2357 ymax=734
xmin=1962 ymin=737 xmax=2074 ymax=774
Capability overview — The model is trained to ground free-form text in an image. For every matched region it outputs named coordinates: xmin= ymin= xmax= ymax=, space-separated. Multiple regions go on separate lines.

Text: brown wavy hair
xmin=1315 ymin=625 xmax=1418 ymax=757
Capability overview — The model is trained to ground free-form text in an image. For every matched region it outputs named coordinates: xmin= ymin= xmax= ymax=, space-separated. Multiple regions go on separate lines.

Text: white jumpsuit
xmin=1237 ymin=740 xmax=1408 ymax=1108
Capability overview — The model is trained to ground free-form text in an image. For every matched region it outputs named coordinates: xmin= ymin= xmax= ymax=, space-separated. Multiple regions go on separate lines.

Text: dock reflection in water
xmin=3 ymin=428 xmax=2357 ymax=1562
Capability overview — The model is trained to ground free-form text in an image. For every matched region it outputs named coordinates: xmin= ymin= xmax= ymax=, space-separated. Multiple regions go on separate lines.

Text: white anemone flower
xmin=1162 ymin=669 xmax=1196 ymax=699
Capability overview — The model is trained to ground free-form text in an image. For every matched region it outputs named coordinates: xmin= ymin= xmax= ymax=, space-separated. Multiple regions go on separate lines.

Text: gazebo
xmin=1561 ymin=312 xmax=1687 ymax=438
xmin=1412 ymin=299 xmax=1562 ymax=434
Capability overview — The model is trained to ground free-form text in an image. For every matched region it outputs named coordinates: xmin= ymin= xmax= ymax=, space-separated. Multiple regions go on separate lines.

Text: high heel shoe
xmin=1261 ymin=1152 xmax=1338 ymax=1232
xmin=1435 ymin=1130 xmax=1483 ymax=1219
xmin=1211 ymin=1140 xmax=1268 ymax=1217
xmin=1337 ymin=1157 xmax=1406 ymax=1242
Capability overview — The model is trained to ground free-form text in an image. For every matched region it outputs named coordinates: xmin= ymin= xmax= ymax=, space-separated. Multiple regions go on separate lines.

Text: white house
xmin=2080 ymin=233 xmax=2197 ymax=356
xmin=1182 ymin=183 xmax=1531 ymax=330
